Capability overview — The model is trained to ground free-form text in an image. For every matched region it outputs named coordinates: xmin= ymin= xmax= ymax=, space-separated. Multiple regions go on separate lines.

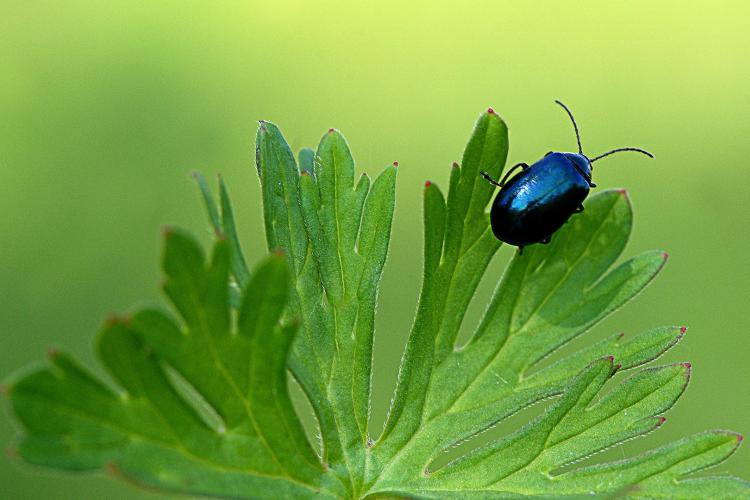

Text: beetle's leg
xmin=498 ymin=162 xmax=529 ymax=185
xmin=575 ymin=204 xmax=584 ymax=213
xmin=481 ymin=163 xmax=529 ymax=188
xmin=480 ymin=171 xmax=503 ymax=187
xmin=541 ymin=236 xmax=551 ymax=244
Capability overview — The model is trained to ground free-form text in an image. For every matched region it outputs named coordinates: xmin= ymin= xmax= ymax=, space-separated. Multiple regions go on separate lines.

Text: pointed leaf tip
xmin=680 ymin=326 xmax=687 ymax=334
xmin=393 ymin=161 xmax=399 ymax=167
xmin=425 ymin=180 xmax=432 ymax=187
xmin=487 ymin=107 xmax=495 ymax=114
xmin=104 ymin=314 xmax=131 ymax=327
xmin=105 ymin=462 xmax=118 ymax=475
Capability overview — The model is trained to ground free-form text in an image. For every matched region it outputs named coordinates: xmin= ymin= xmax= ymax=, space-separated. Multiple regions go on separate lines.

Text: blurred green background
xmin=2 ymin=1 xmax=749 ymax=498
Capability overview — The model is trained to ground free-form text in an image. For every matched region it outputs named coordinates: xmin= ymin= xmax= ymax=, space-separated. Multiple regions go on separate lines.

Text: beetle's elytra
xmin=481 ymin=101 xmax=653 ymax=254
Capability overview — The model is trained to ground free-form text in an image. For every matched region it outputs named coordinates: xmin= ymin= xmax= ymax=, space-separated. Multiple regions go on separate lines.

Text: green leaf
xmin=5 ymin=109 xmax=748 ymax=499
xmin=299 ymin=147 xmax=316 ymax=175
xmin=8 ymin=231 xmax=342 ymax=498
xmin=193 ymin=171 xmax=251 ymax=304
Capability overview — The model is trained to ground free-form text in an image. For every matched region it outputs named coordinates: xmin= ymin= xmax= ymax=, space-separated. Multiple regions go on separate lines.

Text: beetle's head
xmin=562 ymin=152 xmax=593 ymax=182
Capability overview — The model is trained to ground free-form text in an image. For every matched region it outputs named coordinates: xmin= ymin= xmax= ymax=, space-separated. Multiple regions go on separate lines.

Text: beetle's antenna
xmin=589 ymin=147 xmax=654 ymax=163
xmin=554 ymin=100 xmax=582 ymax=154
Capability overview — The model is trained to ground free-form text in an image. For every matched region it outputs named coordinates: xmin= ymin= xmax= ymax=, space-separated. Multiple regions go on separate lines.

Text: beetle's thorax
xmin=561 ymin=152 xmax=593 ymax=182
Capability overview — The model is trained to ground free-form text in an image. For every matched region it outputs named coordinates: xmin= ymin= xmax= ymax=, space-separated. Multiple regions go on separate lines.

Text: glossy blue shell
xmin=489 ymin=152 xmax=591 ymax=246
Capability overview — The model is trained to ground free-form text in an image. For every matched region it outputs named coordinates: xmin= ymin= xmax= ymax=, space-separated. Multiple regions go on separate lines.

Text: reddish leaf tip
xmin=606 ymin=355 xmax=615 ymax=362
xmin=105 ymin=462 xmax=122 ymax=477
xmin=425 ymin=180 xmax=432 ymax=187
xmin=300 ymin=170 xmax=310 ymax=176
xmin=616 ymin=332 xmax=625 ymax=340
xmin=393 ymin=161 xmax=399 ymax=167
xmin=679 ymin=326 xmax=687 ymax=334
xmin=272 ymin=248 xmax=286 ymax=257
xmin=45 ymin=346 xmax=59 ymax=359
xmin=618 ymin=188 xmax=628 ymax=196
xmin=738 ymin=434 xmax=744 ymax=443
xmin=613 ymin=363 xmax=622 ymax=372
xmin=452 ymin=162 xmax=460 ymax=169
xmin=657 ymin=416 xmax=667 ymax=425
xmin=487 ymin=107 xmax=495 ymax=114
xmin=662 ymin=251 xmax=670 ymax=260
xmin=161 ymin=225 xmax=174 ymax=238
xmin=105 ymin=314 xmax=131 ymax=327
xmin=5 ymin=447 xmax=18 ymax=460
xmin=328 ymin=128 xmax=335 ymax=133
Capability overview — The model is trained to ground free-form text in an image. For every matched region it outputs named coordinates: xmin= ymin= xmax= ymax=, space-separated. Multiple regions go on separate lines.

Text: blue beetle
xmin=481 ymin=100 xmax=653 ymax=253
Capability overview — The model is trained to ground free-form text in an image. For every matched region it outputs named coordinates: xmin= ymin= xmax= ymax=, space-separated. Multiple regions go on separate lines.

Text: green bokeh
xmin=2 ymin=1 xmax=749 ymax=498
